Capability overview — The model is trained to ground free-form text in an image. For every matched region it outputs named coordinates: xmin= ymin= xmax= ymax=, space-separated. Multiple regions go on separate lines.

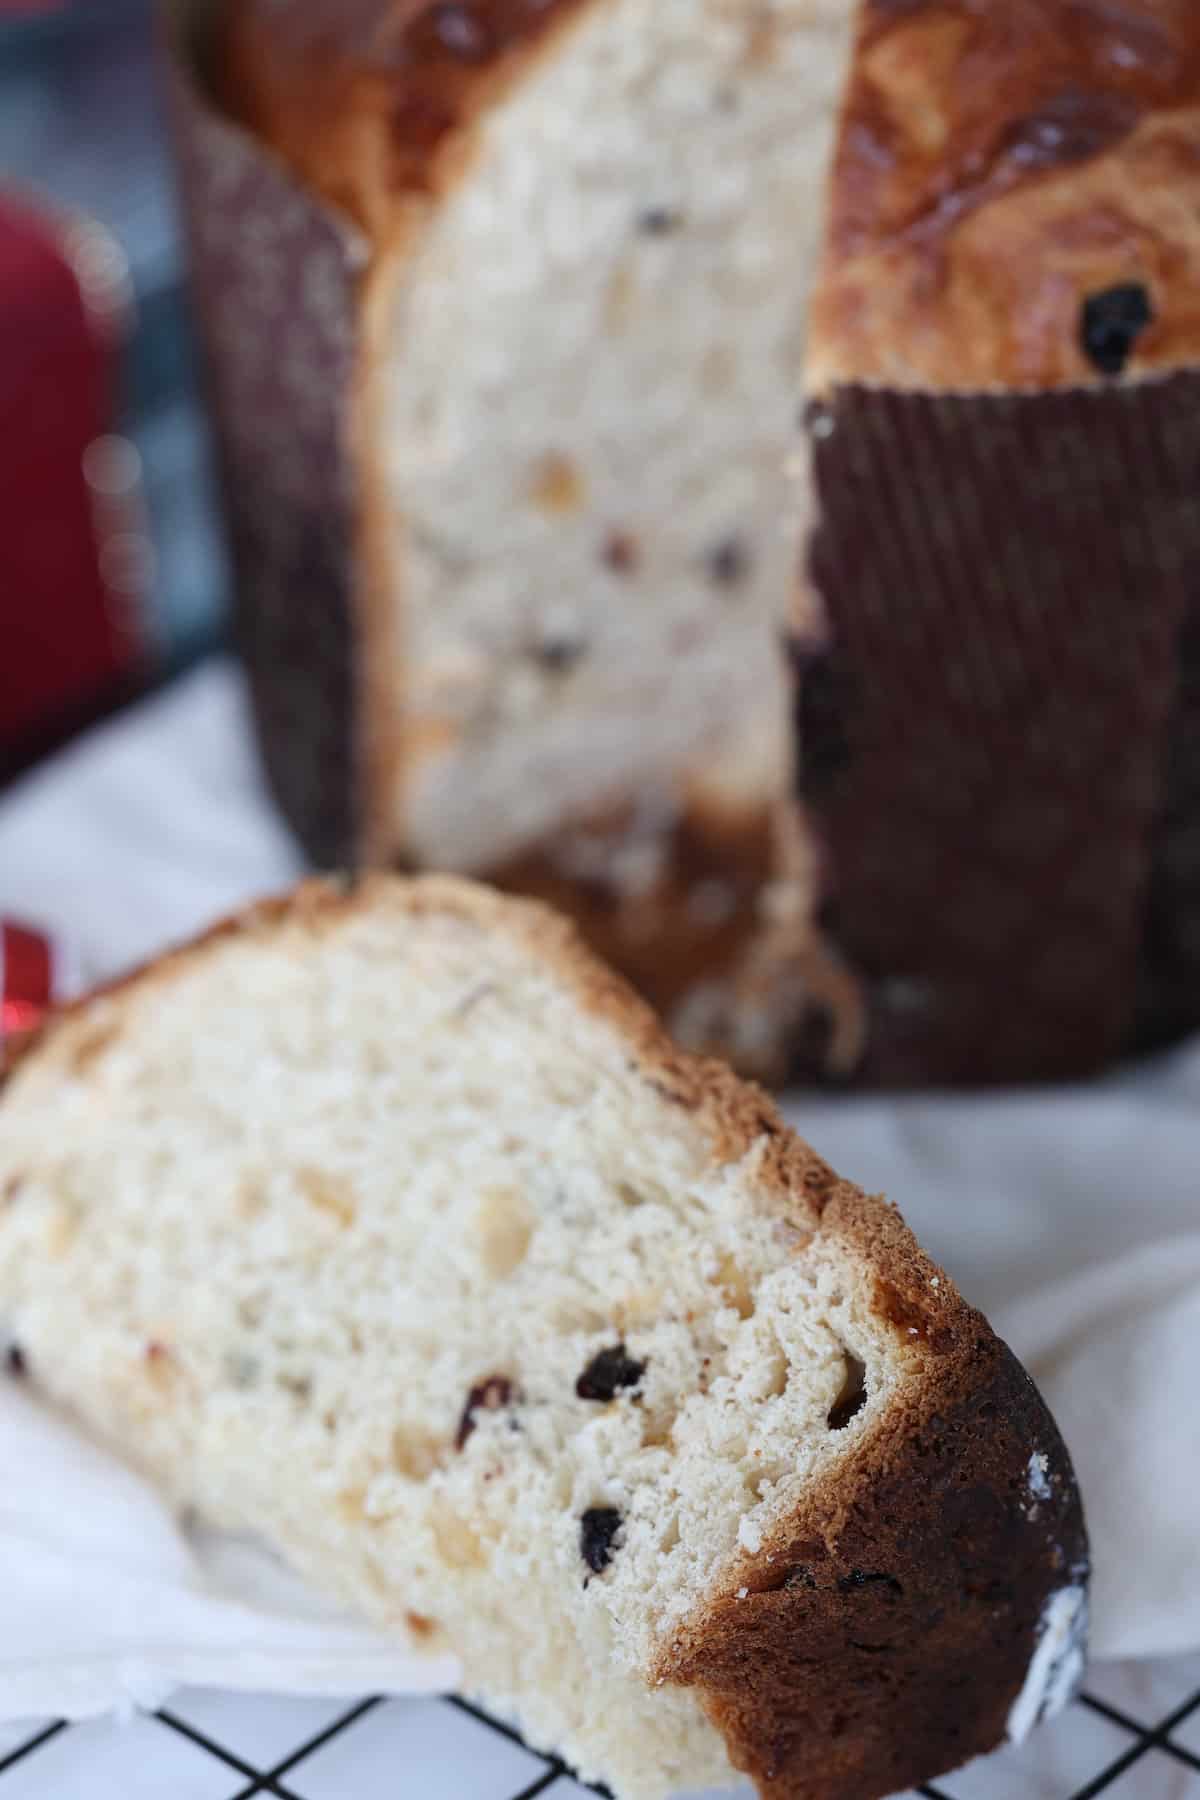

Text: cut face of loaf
xmin=205 ymin=0 xmax=857 ymax=1042
xmin=370 ymin=0 xmax=850 ymax=875
xmin=0 ymin=878 xmax=1087 ymax=1800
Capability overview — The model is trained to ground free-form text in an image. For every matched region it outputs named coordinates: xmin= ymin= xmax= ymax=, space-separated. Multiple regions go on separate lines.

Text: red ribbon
xmin=0 ymin=922 xmax=53 ymax=1046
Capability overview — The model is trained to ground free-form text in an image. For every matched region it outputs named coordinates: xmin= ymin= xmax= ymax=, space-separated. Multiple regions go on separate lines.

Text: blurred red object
xmin=0 ymin=918 xmax=81 ymax=1070
xmin=0 ymin=189 xmax=147 ymax=768
xmin=0 ymin=921 xmax=51 ymax=1047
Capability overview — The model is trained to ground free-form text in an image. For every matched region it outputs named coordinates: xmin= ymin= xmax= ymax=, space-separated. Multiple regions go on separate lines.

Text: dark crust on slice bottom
xmin=663 ymin=1183 xmax=1088 ymax=1800
xmin=2 ymin=875 xmax=1088 ymax=1798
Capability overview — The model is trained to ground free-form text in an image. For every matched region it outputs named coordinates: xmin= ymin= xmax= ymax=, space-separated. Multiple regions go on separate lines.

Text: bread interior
xmin=0 ymin=885 xmax=901 ymax=1796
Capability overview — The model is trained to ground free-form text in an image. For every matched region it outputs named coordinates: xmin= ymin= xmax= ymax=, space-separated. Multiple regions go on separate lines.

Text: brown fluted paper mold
xmin=164 ymin=0 xmax=361 ymax=866
xmin=789 ymin=0 xmax=1200 ymax=1088
xmin=795 ymin=376 xmax=1200 ymax=1087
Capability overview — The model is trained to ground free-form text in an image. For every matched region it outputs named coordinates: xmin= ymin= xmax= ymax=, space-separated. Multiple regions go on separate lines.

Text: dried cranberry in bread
xmin=793 ymin=0 xmax=1200 ymax=1083
xmin=169 ymin=0 xmax=857 ymax=1061
xmin=0 ymin=876 xmax=1087 ymax=1799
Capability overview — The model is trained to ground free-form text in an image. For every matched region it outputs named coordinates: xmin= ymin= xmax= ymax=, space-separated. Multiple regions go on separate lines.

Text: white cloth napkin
xmin=0 ymin=660 xmax=1195 ymax=1725
xmin=0 ymin=1381 xmax=459 ymax=1720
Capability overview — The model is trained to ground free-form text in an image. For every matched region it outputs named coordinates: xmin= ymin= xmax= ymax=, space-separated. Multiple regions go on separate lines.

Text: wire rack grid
xmin=0 ymin=1663 xmax=1198 ymax=1800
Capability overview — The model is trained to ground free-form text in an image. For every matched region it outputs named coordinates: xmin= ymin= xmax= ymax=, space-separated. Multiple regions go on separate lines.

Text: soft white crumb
xmin=738 ymin=1518 xmax=764 ymax=1555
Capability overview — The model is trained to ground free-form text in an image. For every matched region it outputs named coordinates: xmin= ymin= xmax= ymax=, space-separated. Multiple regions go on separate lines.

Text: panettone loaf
xmin=792 ymin=0 xmax=1200 ymax=1083
xmin=172 ymin=0 xmax=1200 ymax=1085
xmin=173 ymin=0 xmax=857 ymax=1055
xmin=0 ymin=876 xmax=1087 ymax=1799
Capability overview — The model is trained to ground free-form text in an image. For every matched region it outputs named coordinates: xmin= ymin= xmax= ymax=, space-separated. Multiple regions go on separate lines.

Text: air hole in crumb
xmin=716 ymin=1253 xmax=754 ymax=1319
xmin=392 ymin=1428 xmax=443 ymax=1481
xmin=297 ymin=1166 xmax=357 ymax=1228
xmin=550 ymin=1464 xmax=574 ymax=1507
xmin=5 ymin=1344 xmax=26 ymax=1377
xmin=553 ymin=1300 xmax=607 ymax=1334
xmin=617 ymin=1183 xmax=646 ymax=1208
xmin=827 ymin=1352 xmax=868 ymax=1430
xmin=640 ymin=1411 xmax=675 ymax=1449
xmin=338 ymin=1488 xmax=366 ymax=1524
xmin=433 ymin=1508 xmax=488 ymax=1569
xmin=456 ymin=1374 xmax=514 ymax=1449
xmin=406 ymin=1612 xmax=438 ymax=1640
xmin=614 ymin=1285 xmax=662 ymax=1329
xmin=760 ymin=1346 xmax=788 ymax=1400
xmin=45 ymin=1203 xmax=79 ymax=1258
xmin=580 ymin=1507 xmax=622 ymax=1573
xmin=2 ymin=1174 xmax=25 ymax=1206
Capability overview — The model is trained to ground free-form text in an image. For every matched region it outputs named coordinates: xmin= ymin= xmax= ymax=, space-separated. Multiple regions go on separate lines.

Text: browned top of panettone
xmin=808 ymin=0 xmax=1200 ymax=392
xmin=212 ymin=0 xmax=596 ymax=235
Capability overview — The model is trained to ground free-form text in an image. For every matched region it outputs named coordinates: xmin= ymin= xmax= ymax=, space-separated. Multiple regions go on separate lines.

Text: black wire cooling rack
xmin=0 ymin=1672 xmax=1198 ymax=1800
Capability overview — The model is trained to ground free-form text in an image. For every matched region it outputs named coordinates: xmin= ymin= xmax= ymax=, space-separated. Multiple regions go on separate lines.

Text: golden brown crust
xmin=673 ymin=1338 xmax=1084 ymax=1797
xmin=5 ymin=875 xmax=786 ymax=1186
xmin=666 ymin=1179 xmax=1087 ymax=1797
xmin=213 ymin=0 xmax=600 ymax=237
xmin=810 ymin=0 xmax=1200 ymax=392
xmin=8 ymin=875 xmax=1087 ymax=1798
